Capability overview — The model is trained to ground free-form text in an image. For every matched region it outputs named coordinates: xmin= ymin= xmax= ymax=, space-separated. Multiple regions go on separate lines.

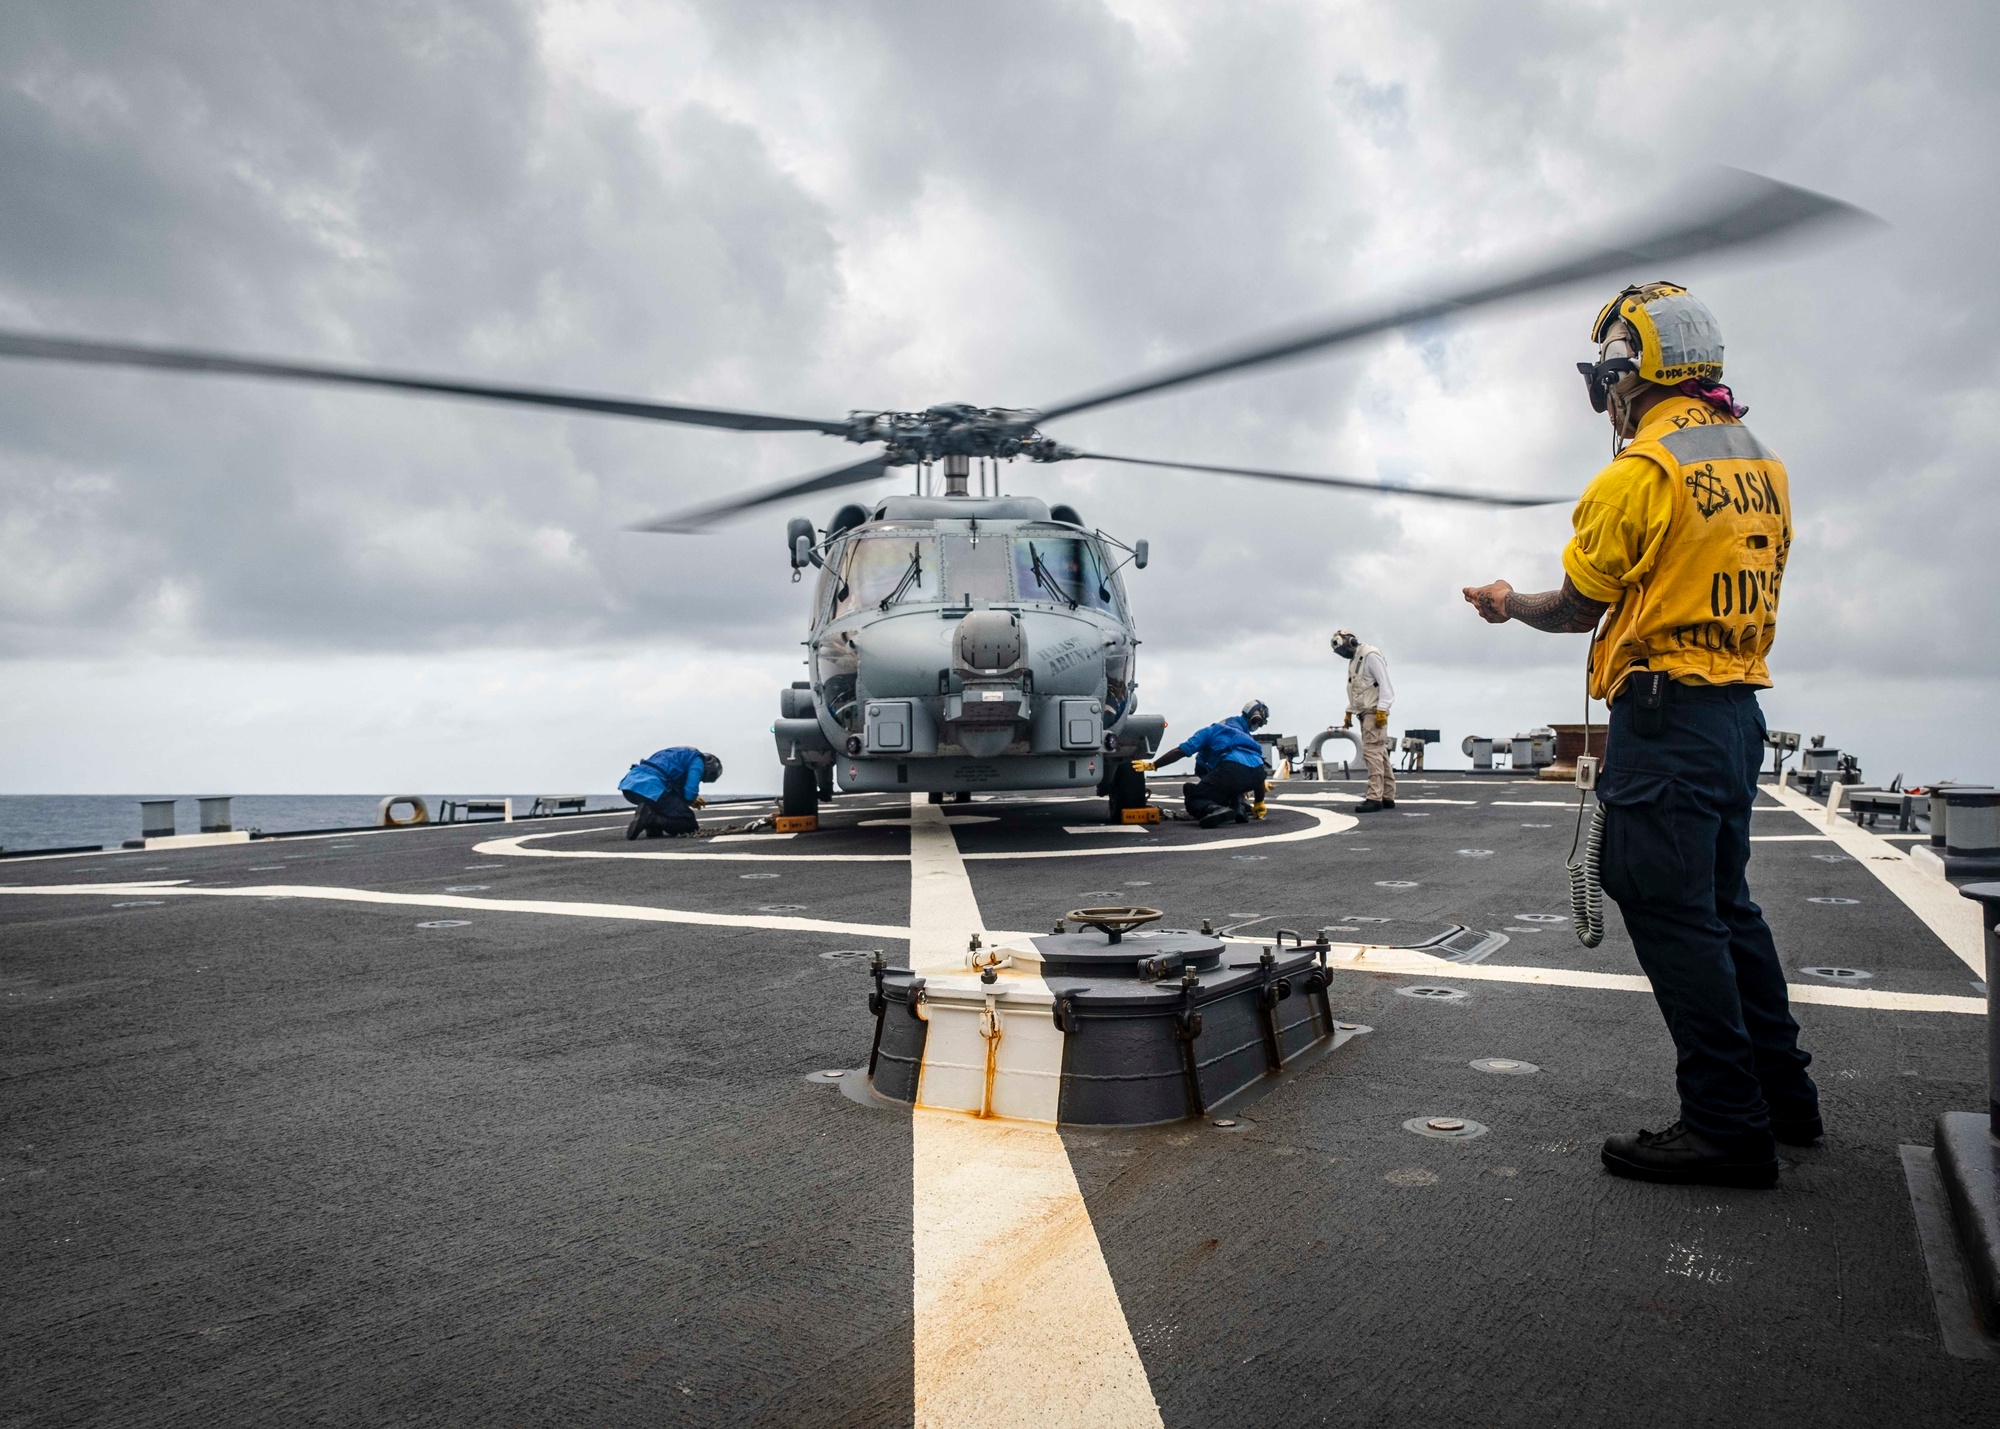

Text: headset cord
xmin=1557 ymin=420 xmax=1634 ymax=946
xmin=1566 ymin=626 xmax=1605 ymax=948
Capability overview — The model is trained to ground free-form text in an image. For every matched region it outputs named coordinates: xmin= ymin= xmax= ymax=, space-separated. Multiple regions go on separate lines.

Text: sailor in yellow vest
xmin=1462 ymin=282 xmax=1817 ymax=1191
xmin=1332 ymin=630 xmax=1396 ymax=811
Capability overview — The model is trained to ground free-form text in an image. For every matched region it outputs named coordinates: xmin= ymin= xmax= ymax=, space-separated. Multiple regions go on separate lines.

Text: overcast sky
xmin=2 ymin=1 xmax=1995 ymax=795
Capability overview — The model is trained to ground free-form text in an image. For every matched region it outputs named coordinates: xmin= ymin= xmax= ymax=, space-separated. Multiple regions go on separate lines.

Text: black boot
xmin=1771 ymin=1113 xmax=1824 ymax=1147
xmin=1601 ymin=1120 xmax=1778 ymax=1189
xmin=1354 ymin=798 xmax=1385 ymax=813
xmin=1198 ymin=806 xmax=1234 ymax=829
xmin=625 ymin=811 xmax=645 ymax=841
xmin=1381 ymin=797 xmax=1397 ymax=809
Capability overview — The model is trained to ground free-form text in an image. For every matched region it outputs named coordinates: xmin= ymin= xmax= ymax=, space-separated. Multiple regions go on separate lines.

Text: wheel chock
xmin=775 ymin=814 xmax=818 ymax=833
xmin=1119 ymin=805 xmax=1161 ymax=825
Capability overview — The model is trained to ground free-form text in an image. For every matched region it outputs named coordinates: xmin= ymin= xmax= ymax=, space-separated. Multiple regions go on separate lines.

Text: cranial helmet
xmin=1330 ymin=629 xmax=1358 ymax=653
xmin=1241 ymin=700 xmax=1270 ymax=729
xmin=701 ymin=753 xmax=723 ymax=783
xmin=1578 ymin=281 xmax=1725 ymax=424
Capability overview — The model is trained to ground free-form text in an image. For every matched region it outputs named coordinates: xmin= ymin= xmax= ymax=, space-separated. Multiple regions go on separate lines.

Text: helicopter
xmin=0 ymin=172 xmax=1859 ymax=820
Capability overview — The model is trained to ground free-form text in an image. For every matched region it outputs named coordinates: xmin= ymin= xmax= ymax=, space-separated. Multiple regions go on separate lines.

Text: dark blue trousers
xmin=1597 ymin=682 xmax=1818 ymax=1153
xmin=1183 ymin=761 xmax=1266 ymax=820
xmin=623 ymin=788 xmax=698 ymax=835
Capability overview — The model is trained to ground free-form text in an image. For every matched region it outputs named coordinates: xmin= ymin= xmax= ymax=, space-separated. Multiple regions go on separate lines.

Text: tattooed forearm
xmin=1504 ymin=578 xmax=1610 ymax=633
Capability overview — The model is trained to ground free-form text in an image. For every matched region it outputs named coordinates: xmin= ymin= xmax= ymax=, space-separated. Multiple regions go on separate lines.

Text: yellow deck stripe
xmin=906 ymin=798 xmax=1162 ymax=1427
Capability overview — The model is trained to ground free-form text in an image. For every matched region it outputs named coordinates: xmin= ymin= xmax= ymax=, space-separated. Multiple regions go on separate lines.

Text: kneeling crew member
xmin=1462 ymin=281 xmax=1817 ymax=1191
xmin=1332 ymin=629 xmax=1396 ymax=811
xmin=619 ymin=747 xmax=722 ymax=839
xmin=1154 ymin=700 xmax=1270 ymax=829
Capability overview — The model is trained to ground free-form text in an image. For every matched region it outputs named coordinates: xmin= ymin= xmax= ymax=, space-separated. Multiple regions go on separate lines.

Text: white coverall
xmin=1346 ymin=643 xmax=1397 ymax=802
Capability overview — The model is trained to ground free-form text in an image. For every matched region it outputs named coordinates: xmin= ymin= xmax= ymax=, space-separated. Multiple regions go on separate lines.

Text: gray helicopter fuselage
xmin=771 ymin=493 xmax=1164 ymax=795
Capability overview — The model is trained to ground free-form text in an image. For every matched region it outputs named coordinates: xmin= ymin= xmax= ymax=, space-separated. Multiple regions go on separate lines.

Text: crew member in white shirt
xmin=1333 ymin=630 xmax=1396 ymax=811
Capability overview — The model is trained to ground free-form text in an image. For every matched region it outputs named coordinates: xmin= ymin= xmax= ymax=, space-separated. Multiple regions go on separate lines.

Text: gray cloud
xmin=1 ymin=1 xmax=1996 ymax=784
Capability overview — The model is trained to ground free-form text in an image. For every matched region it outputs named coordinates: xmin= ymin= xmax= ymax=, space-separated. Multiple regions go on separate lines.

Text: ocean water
xmin=0 ymin=794 xmax=626 ymax=854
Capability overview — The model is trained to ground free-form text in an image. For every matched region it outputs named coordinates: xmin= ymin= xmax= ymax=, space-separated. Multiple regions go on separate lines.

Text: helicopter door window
xmin=1014 ymin=536 xmax=1119 ymax=614
xmin=940 ymin=534 xmax=1015 ymax=604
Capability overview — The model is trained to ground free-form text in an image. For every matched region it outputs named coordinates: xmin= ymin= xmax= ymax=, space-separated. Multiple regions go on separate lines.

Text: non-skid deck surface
xmin=2 ymin=775 xmax=1992 ymax=1426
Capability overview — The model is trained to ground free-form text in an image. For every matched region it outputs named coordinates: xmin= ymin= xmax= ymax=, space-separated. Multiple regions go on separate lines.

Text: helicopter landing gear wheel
xmin=926 ymin=790 xmax=946 ymax=805
xmin=952 ymin=791 xmax=972 ymax=804
xmin=816 ymin=766 xmax=835 ymax=801
xmin=781 ymin=764 xmax=819 ymax=819
xmin=1106 ymin=759 xmax=1149 ymax=822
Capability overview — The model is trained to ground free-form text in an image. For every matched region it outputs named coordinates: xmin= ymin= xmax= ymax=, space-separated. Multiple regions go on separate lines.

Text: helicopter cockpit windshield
xmin=1015 ymin=535 xmax=1120 ymax=614
xmin=939 ymin=533 xmax=1012 ymax=605
xmin=821 ymin=525 xmax=1125 ymax=617
xmin=831 ymin=529 xmax=937 ymax=616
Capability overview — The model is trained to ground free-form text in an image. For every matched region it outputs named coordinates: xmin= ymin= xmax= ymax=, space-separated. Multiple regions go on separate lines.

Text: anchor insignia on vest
xmin=1684 ymin=463 xmax=1733 ymax=519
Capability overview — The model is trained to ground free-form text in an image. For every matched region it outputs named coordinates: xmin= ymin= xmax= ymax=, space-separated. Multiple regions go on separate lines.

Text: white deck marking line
xmin=1269 ymin=795 xmax=1476 ymax=805
xmin=0 ymin=881 xmax=1974 ymax=1019
xmin=906 ymin=797 xmax=1163 ymax=1428
xmin=857 ymin=815 xmax=1000 ymax=827
xmin=0 ymin=881 xmax=906 ymax=939
xmin=462 ymin=808 xmax=1352 ymax=865
xmin=1490 ymin=800 xmax=1579 ymax=807
xmin=964 ymin=803 xmax=1354 ymax=859
xmin=1062 ymin=825 xmax=1153 ymax=835
xmin=1765 ymin=782 xmax=1986 ymax=975
xmin=1315 ymin=942 xmax=1985 ymax=1015
xmin=1751 ymin=834 xmax=1834 ymax=842
xmin=473 ymin=828 xmax=905 ymax=862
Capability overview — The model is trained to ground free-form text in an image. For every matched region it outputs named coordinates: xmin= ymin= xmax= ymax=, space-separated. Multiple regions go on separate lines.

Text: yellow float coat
xmin=1562 ymin=395 xmax=1791 ymax=702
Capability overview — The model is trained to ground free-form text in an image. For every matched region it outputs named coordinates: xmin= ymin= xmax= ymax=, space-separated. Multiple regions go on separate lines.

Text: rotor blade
xmin=629 ymin=454 xmax=897 ymax=533
xmin=0 ymin=329 xmax=851 ymax=435
xmin=1037 ymin=170 xmax=1872 ymax=425
xmin=1073 ymin=452 xmax=1568 ymax=508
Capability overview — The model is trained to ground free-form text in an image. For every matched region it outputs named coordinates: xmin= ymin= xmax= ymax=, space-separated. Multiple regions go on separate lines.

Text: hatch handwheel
xmin=1061 ymin=906 xmax=1163 ymax=944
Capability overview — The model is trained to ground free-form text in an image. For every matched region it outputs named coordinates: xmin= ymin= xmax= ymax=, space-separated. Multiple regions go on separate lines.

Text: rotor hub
xmin=845 ymin=405 xmax=1075 ymax=466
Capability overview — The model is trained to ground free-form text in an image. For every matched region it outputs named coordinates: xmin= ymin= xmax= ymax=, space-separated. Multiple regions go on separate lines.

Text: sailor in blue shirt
xmin=618 ymin=747 xmax=722 ymax=838
xmin=1153 ymin=701 xmax=1270 ymax=828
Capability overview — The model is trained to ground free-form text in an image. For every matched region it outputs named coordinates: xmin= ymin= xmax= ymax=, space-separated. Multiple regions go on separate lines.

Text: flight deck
xmin=2 ymin=773 xmax=1994 ymax=1426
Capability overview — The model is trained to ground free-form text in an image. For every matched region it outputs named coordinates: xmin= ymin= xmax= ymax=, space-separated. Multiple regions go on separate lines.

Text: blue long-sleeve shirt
xmin=1172 ymin=716 xmax=1267 ymax=774
xmin=618 ymin=747 xmax=706 ymax=803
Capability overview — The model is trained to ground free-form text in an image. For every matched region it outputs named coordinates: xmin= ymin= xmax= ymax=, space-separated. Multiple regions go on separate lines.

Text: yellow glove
xmin=1131 ymin=759 xmax=1154 ymax=773
xmin=1373 ymin=710 xmax=1389 ymax=729
xmin=692 ymin=796 xmax=707 ymax=808
xmin=1341 ymin=712 xmax=1352 ymax=728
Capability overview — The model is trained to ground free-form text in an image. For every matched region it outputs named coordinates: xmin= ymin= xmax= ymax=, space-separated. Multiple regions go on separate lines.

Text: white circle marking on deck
xmin=474 ymin=802 xmax=1354 ymax=863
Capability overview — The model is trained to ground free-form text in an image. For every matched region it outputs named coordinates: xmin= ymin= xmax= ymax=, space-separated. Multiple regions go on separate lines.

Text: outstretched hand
xmin=1463 ymin=580 xmax=1513 ymax=624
